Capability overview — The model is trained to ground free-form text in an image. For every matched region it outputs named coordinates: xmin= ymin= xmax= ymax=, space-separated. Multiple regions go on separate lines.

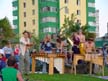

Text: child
xmin=0 ymin=49 xmax=6 ymax=71
xmin=14 ymin=44 xmax=20 ymax=62
xmin=0 ymin=49 xmax=6 ymax=81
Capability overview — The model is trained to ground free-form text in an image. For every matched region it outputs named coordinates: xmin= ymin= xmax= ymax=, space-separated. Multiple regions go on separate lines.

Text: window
xmin=43 ymin=27 xmax=56 ymax=33
xmin=32 ymin=0 xmax=35 ymax=5
xmin=32 ymin=19 xmax=35 ymax=25
xmin=77 ymin=20 xmax=81 ymax=25
xmin=32 ymin=9 xmax=35 ymax=15
xmin=24 ymin=12 xmax=26 ymax=17
xmin=42 ymin=6 xmax=57 ymax=12
xmin=65 ymin=7 xmax=69 ymax=14
xmin=23 ymin=2 xmax=26 ymax=8
xmin=77 ymin=10 xmax=80 ymax=15
xmin=42 ymin=17 xmax=57 ymax=23
xmin=24 ymin=22 xmax=26 ymax=27
xmin=77 ymin=0 xmax=80 ymax=6
xmin=64 ymin=0 xmax=68 ymax=3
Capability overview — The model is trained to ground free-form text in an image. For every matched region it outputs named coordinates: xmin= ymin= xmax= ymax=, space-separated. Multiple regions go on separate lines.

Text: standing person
xmin=72 ymin=32 xmax=80 ymax=54
xmin=78 ymin=29 xmax=86 ymax=55
xmin=14 ymin=44 xmax=20 ymax=62
xmin=1 ymin=56 xmax=24 ymax=81
xmin=3 ymin=41 xmax=13 ymax=59
xmin=19 ymin=31 xmax=31 ymax=74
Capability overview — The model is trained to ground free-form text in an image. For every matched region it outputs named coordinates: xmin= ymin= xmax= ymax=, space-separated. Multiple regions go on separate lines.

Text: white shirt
xmin=20 ymin=37 xmax=30 ymax=56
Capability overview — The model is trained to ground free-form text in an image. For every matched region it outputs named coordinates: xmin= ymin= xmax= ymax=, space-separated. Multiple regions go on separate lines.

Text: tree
xmin=60 ymin=14 xmax=80 ymax=38
xmin=60 ymin=13 xmax=96 ymax=40
xmin=82 ymin=24 xmax=96 ymax=40
xmin=0 ymin=17 xmax=15 ymax=47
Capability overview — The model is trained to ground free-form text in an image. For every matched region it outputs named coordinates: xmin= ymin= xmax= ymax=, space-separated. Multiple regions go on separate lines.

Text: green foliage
xmin=31 ymin=34 xmax=40 ymax=52
xmin=60 ymin=14 xmax=80 ymax=38
xmin=0 ymin=17 xmax=15 ymax=47
xmin=60 ymin=13 xmax=96 ymax=40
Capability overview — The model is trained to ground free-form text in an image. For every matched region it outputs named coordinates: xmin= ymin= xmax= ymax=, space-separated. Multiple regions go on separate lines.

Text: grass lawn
xmin=24 ymin=65 xmax=108 ymax=81
xmin=24 ymin=74 xmax=107 ymax=81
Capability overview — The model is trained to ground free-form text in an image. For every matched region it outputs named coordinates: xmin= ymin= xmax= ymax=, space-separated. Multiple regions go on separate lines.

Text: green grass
xmin=24 ymin=74 xmax=107 ymax=81
xmin=24 ymin=66 xmax=108 ymax=81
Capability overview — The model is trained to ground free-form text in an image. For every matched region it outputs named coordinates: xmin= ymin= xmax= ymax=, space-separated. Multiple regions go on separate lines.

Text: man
xmin=19 ymin=31 xmax=31 ymax=74
xmin=1 ymin=56 xmax=24 ymax=81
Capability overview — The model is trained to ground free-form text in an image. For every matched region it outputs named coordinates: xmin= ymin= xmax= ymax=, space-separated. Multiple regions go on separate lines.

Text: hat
xmin=0 ymin=49 xmax=4 ymax=55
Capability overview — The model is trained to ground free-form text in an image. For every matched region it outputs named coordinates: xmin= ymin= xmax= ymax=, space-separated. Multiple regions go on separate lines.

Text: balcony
xmin=13 ymin=19 xmax=18 ymax=25
xmin=88 ymin=21 xmax=96 ymax=27
xmin=88 ymin=2 xmax=95 ymax=8
xmin=12 ymin=0 xmax=18 ymax=7
xmin=88 ymin=7 xmax=95 ymax=13
xmin=13 ymin=10 xmax=18 ymax=16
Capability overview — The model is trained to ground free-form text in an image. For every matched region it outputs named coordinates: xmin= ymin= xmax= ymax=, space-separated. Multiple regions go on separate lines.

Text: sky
xmin=0 ymin=0 xmax=108 ymax=37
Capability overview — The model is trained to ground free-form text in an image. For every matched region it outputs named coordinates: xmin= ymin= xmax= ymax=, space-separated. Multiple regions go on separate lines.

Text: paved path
xmin=97 ymin=76 xmax=108 ymax=80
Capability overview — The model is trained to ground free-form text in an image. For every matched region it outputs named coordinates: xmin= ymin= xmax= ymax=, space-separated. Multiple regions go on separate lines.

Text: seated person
xmin=1 ymin=56 xmax=24 ymax=81
xmin=85 ymin=38 xmax=95 ymax=54
xmin=0 ymin=49 xmax=6 ymax=71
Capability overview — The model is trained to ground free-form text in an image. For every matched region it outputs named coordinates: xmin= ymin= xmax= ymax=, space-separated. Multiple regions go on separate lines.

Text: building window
xmin=42 ymin=6 xmax=57 ymax=12
xmin=64 ymin=0 xmax=68 ymax=3
xmin=24 ymin=12 xmax=26 ymax=17
xmin=24 ymin=22 xmax=26 ymax=27
xmin=77 ymin=10 xmax=80 ymax=15
xmin=77 ymin=0 xmax=80 ymax=6
xmin=32 ymin=0 xmax=35 ymax=5
xmin=42 ymin=17 xmax=57 ymax=23
xmin=65 ymin=7 xmax=69 ymax=14
xmin=23 ymin=2 xmax=26 ymax=8
xmin=32 ymin=9 xmax=35 ymax=15
xmin=43 ymin=27 xmax=56 ymax=33
xmin=32 ymin=19 xmax=35 ymax=25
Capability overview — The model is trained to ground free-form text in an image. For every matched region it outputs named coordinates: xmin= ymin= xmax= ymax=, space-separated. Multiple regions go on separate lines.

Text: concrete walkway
xmin=97 ymin=76 xmax=108 ymax=80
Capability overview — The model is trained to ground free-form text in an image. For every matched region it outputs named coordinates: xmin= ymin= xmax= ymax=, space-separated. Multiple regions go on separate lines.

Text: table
xmin=31 ymin=53 xmax=65 ymax=75
xmin=72 ymin=54 xmax=104 ymax=76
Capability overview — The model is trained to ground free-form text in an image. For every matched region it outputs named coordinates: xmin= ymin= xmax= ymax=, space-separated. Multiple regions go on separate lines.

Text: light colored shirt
xmin=3 ymin=46 xmax=13 ymax=55
xmin=20 ymin=37 xmax=30 ymax=56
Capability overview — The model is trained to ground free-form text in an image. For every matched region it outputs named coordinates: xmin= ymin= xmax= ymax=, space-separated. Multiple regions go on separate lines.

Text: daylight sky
xmin=0 ymin=0 xmax=108 ymax=37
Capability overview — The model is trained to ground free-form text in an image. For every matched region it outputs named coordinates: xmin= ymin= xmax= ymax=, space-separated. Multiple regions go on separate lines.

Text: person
xmin=78 ymin=29 xmax=86 ymax=55
xmin=51 ymin=34 xmax=57 ymax=53
xmin=0 ymin=49 xmax=6 ymax=71
xmin=102 ymin=43 xmax=108 ymax=65
xmin=14 ymin=44 xmax=20 ymax=62
xmin=44 ymin=35 xmax=53 ymax=54
xmin=85 ymin=38 xmax=95 ymax=54
xmin=19 ymin=31 xmax=31 ymax=74
xmin=1 ymin=56 xmax=24 ymax=81
xmin=72 ymin=32 xmax=80 ymax=54
xmin=2 ymin=41 xmax=13 ymax=59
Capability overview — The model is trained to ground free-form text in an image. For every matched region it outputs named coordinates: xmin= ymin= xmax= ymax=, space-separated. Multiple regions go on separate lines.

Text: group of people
xmin=0 ymin=31 xmax=32 ymax=81
xmin=0 ymin=29 xmax=107 ymax=81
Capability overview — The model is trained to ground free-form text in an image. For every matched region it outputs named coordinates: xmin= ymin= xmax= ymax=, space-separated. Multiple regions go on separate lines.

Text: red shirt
xmin=14 ymin=48 xmax=20 ymax=55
